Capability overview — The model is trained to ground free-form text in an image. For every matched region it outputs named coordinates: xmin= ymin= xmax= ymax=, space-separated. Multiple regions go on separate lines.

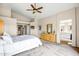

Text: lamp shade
xmin=0 ymin=18 xmax=4 ymax=36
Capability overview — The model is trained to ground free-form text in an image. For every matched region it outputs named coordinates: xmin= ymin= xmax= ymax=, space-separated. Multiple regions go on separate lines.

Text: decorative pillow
xmin=2 ymin=32 xmax=13 ymax=44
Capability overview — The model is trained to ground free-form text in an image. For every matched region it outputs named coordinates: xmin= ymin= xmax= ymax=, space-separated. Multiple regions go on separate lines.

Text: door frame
xmin=57 ymin=18 xmax=76 ymax=47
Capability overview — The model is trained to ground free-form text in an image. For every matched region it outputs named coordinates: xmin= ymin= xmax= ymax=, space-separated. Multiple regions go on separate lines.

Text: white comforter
xmin=2 ymin=35 xmax=42 ymax=56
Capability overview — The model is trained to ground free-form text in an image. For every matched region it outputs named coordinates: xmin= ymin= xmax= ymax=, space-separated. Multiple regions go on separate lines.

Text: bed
xmin=0 ymin=35 xmax=42 ymax=56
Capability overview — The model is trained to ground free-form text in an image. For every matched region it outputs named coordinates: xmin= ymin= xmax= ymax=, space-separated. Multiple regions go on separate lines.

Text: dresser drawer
xmin=40 ymin=33 xmax=56 ymax=42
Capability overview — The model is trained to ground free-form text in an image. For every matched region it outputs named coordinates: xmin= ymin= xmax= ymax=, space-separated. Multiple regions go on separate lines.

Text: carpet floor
xmin=14 ymin=41 xmax=79 ymax=56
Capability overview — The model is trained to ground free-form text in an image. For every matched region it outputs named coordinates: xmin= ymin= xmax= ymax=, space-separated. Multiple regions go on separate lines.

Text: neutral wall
xmin=39 ymin=8 xmax=77 ymax=47
xmin=0 ymin=4 xmax=11 ymax=17
xmin=0 ymin=16 xmax=17 ymax=35
xmin=0 ymin=4 xmax=17 ymax=35
xmin=30 ymin=18 xmax=39 ymax=36
xmin=76 ymin=7 xmax=79 ymax=47
xmin=11 ymin=11 xmax=31 ymax=22
xmin=38 ymin=15 xmax=57 ymax=35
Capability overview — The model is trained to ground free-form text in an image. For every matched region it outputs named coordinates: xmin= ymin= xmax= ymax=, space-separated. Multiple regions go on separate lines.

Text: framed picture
xmin=39 ymin=25 xmax=41 ymax=30
xmin=47 ymin=24 xmax=52 ymax=34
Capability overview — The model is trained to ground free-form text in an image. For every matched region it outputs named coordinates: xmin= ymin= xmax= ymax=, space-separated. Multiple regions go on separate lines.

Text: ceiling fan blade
xmin=37 ymin=7 xmax=43 ymax=10
xmin=31 ymin=4 xmax=36 ymax=9
xmin=37 ymin=10 xmax=42 ymax=13
xmin=26 ymin=9 xmax=33 ymax=11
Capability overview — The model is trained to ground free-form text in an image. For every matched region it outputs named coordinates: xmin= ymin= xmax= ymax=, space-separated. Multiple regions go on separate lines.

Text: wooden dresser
xmin=40 ymin=33 xmax=56 ymax=42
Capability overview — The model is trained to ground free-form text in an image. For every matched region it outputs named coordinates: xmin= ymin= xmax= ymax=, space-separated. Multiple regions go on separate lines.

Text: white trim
xmin=17 ymin=21 xmax=30 ymax=24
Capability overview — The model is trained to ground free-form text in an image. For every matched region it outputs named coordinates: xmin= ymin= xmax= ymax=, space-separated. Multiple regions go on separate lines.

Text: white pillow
xmin=2 ymin=33 xmax=13 ymax=44
xmin=0 ymin=38 xmax=5 ymax=44
xmin=4 ymin=32 xmax=9 ymax=36
xmin=2 ymin=36 xmax=13 ymax=44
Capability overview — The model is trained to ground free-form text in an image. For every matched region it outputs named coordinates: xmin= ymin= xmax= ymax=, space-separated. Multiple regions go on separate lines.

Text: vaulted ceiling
xmin=6 ymin=3 xmax=79 ymax=20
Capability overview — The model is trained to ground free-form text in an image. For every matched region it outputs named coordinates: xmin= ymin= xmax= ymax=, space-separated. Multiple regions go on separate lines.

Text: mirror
xmin=47 ymin=24 xmax=52 ymax=34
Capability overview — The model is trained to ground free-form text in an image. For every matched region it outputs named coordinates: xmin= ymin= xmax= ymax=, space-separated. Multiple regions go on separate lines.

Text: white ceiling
xmin=5 ymin=3 xmax=79 ymax=20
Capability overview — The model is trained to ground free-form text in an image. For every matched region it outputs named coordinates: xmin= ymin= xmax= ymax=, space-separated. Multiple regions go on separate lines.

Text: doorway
xmin=17 ymin=23 xmax=30 ymax=35
xmin=59 ymin=19 xmax=72 ymax=45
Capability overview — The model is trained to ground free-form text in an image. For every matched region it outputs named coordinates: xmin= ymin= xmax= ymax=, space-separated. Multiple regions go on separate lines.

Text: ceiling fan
xmin=26 ymin=3 xmax=43 ymax=14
